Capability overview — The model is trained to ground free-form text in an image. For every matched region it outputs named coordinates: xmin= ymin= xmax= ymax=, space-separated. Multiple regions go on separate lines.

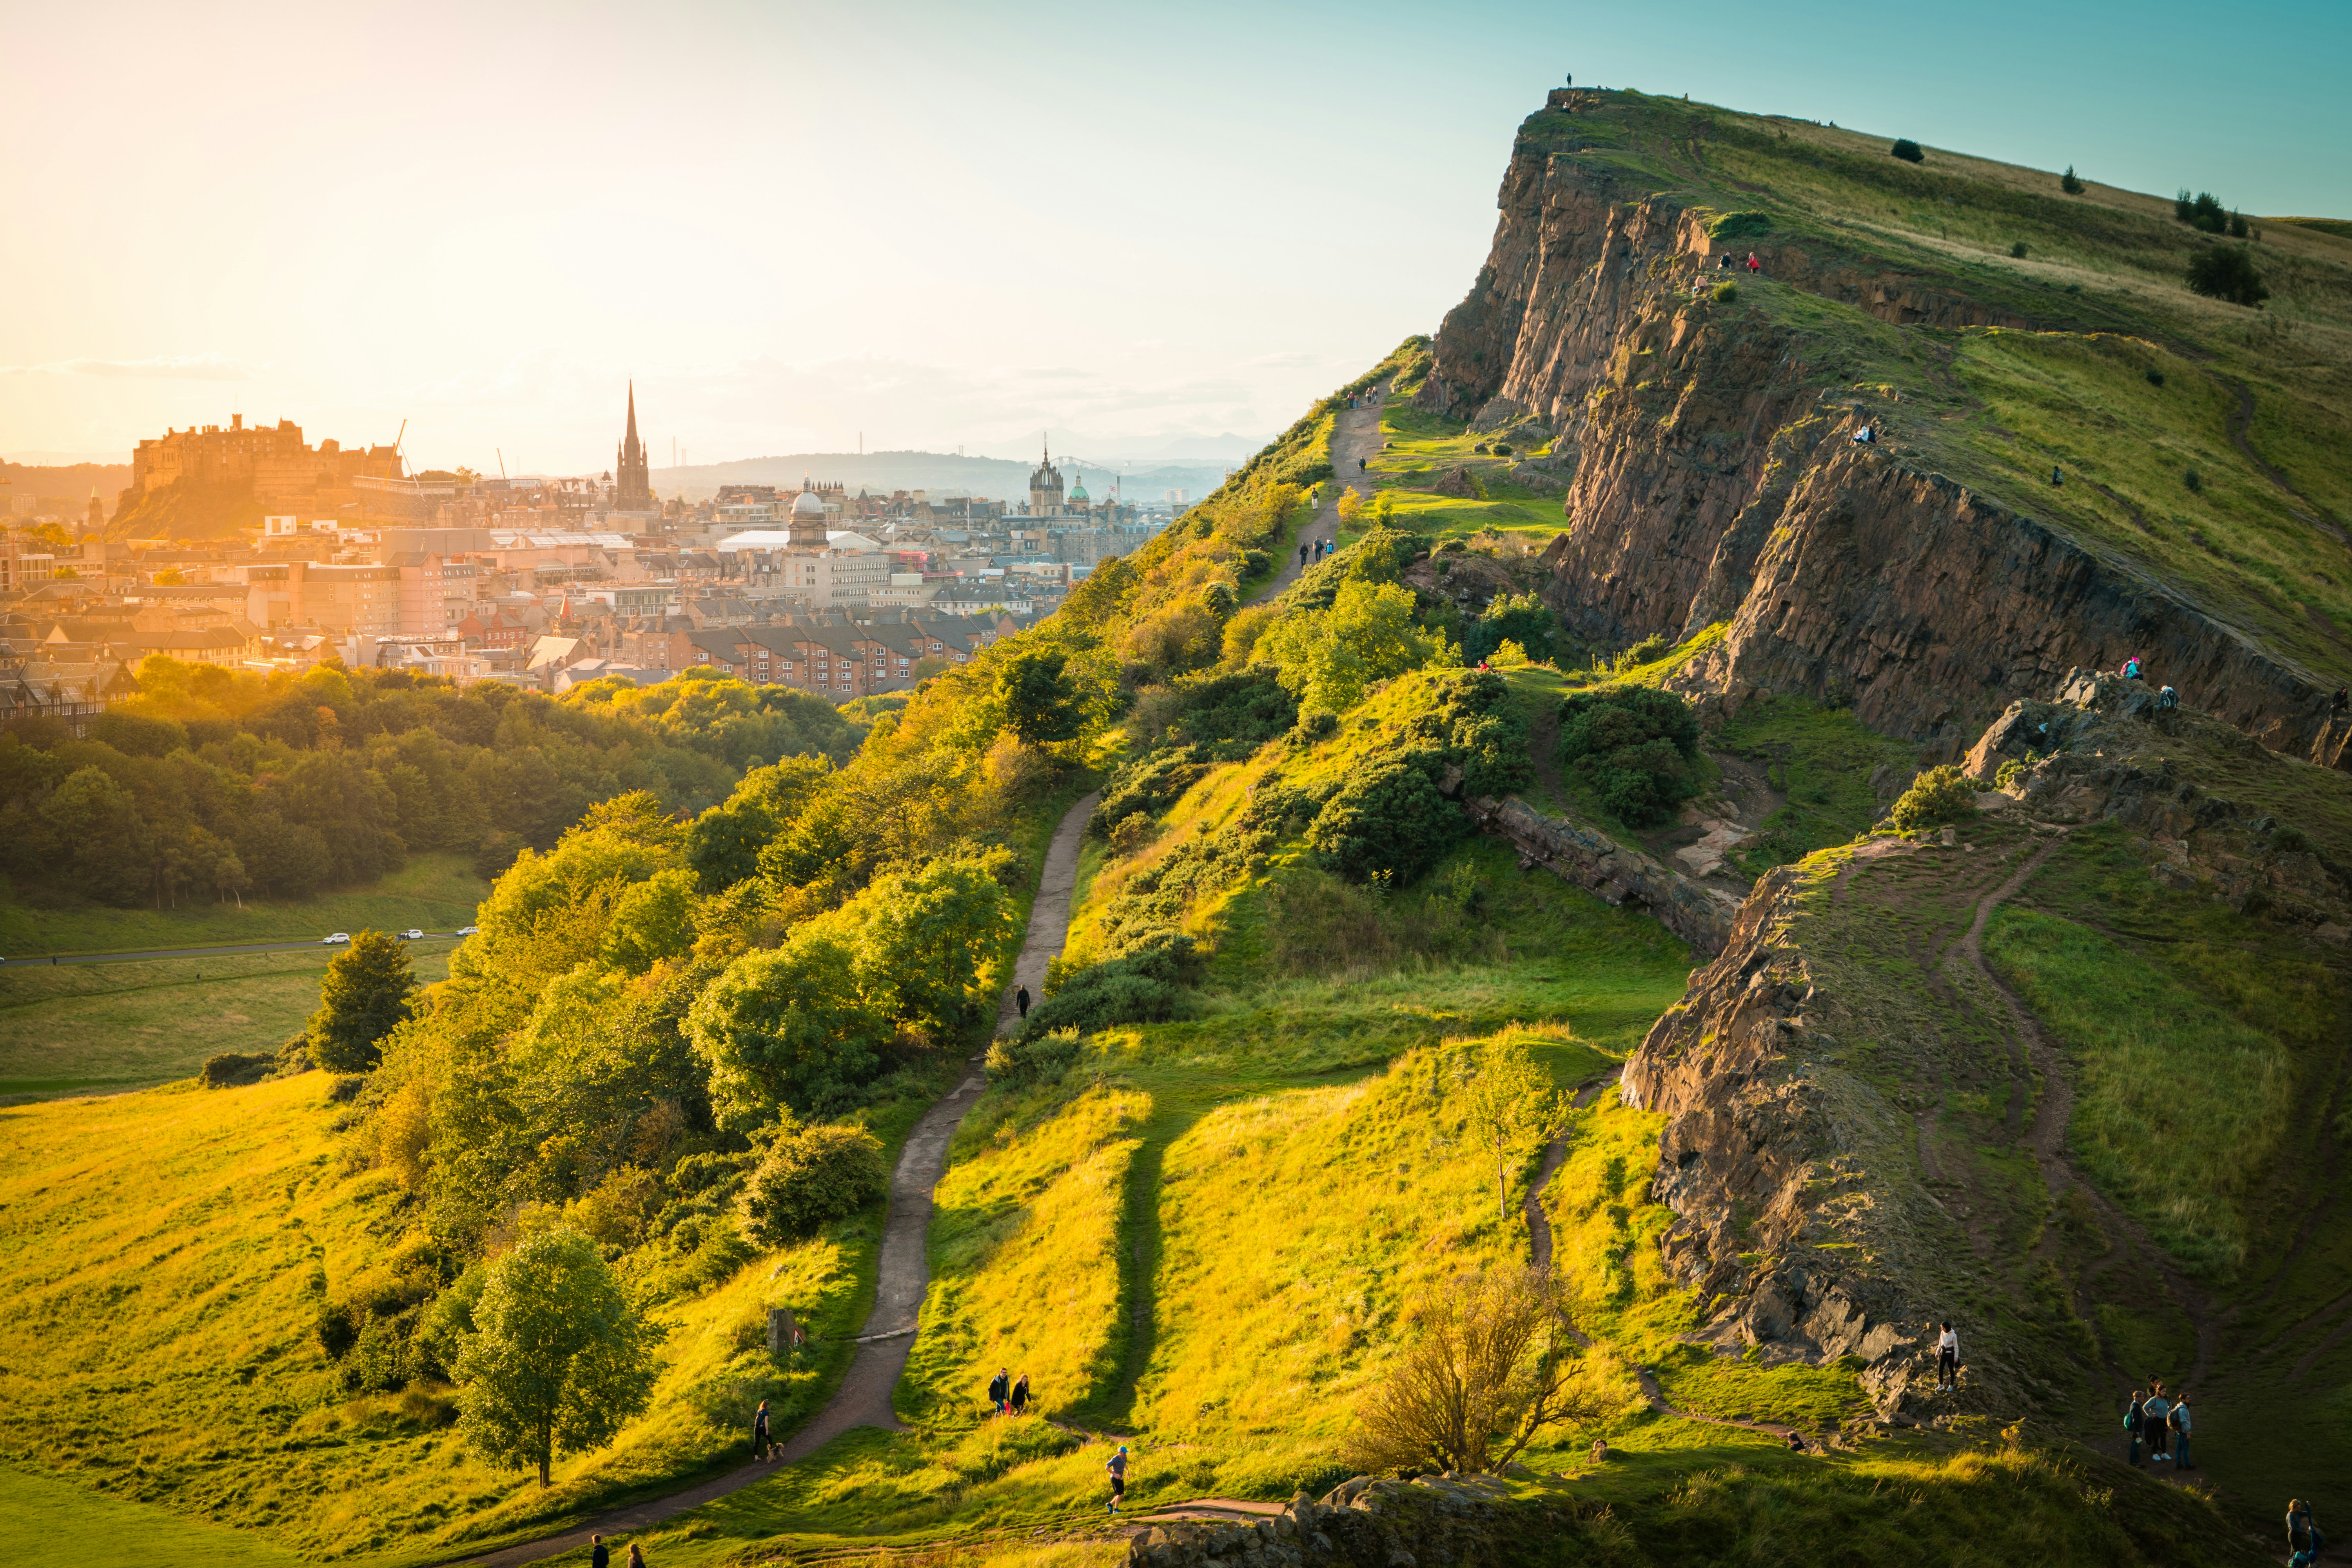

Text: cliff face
xmin=1419 ymin=107 xmax=2352 ymax=768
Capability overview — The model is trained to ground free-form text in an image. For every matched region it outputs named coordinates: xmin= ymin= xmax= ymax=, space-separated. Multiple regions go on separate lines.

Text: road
xmin=1 ymin=933 xmax=471 ymax=967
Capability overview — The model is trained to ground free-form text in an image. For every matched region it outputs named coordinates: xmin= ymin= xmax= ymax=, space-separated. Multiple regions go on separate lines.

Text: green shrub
xmin=1994 ymin=750 xmax=2043 ymax=790
xmin=1091 ymin=746 xmax=1213 ymax=842
xmin=1705 ymin=211 xmax=1773 ymax=241
xmin=2010 ymin=240 xmax=2029 ymax=259
xmin=2185 ymin=468 xmax=2203 ymax=492
xmin=1557 ymin=686 xmax=1702 ymax=828
xmin=985 ymin=1028 xmax=1083 ymax=1088
xmin=2272 ymin=825 xmax=2314 ymax=855
xmin=1890 ymin=139 xmax=1924 ymax=163
xmin=1711 ymin=279 xmax=1738 ymax=303
xmin=1309 ymin=760 xmax=1463 ymax=886
xmin=200 ymin=1051 xmax=275 ymax=1089
xmin=317 ymin=1299 xmax=359 ymax=1361
xmin=2145 ymin=368 xmax=2166 ymax=387
xmin=737 ymin=1123 xmax=888 ymax=1246
xmin=2061 ymin=165 xmax=2084 ymax=195
xmin=344 ymin=1311 xmax=409 ymax=1394
xmin=2176 ymin=190 xmax=2231 ymax=234
xmin=1463 ymin=592 xmax=1560 ymax=666
xmin=2186 ymin=245 xmax=2268 ymax=307
xmin=1020 ymin=933 xmax=1195 ymax=1041
xmin=1888 ymin=764 xmax=1979 ymax=831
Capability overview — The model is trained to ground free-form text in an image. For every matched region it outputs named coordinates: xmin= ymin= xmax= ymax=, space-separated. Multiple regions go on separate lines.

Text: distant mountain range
xmin=653 ymin=449 xmax=1236 ymax=505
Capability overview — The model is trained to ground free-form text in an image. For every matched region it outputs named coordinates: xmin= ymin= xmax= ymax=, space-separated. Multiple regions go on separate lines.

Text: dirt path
xmin=465 ymin=793 xmax=1102 ymax=1568
xmin=1249 ymin=381 xmax=1391 ymax=606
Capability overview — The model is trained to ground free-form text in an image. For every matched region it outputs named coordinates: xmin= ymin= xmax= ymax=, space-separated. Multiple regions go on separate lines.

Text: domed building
xmin=788 ymin=477 xmax=829 ymax=550
xmin=1028 ymin=440 xmax=1065 ymax=517
xmin=1067 ymin=467 xmax=1089 ymax=510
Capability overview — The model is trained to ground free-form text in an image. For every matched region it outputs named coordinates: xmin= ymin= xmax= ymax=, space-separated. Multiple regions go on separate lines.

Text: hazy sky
xmin=5 ymin=0 xmax=2345 ymax=474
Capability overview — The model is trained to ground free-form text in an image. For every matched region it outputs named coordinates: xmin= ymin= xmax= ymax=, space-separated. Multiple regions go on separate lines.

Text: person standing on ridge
xmin=1935 ymin=1322 xmax=1959 ymax=1392
xmin=1015 ymin=986 xmax=1030 ymax=1022
xmin=1107 ymin=1443 xmax=1129 ymax=1514
xmin=1746 ymin=251 xmax=1760 ymax=272
xmin=753 ymin=1398 xmax=771 ymax=1460
xmin=2123 ymin=1390 xmax=2145 ymax=1466
xmin=2170 ymin=1392 xmax=2193 ymax=1468
xmin=2142 ymin=1384 xmax=2171 ymax=1465
xmin=592 ymin=1535 xmax=610 ymax=1568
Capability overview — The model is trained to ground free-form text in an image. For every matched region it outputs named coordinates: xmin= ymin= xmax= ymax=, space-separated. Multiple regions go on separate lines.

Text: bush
xmin=2272 ymin=825 xmax=2314 ymax=855
xmin=1020 ymin=933 xmax=1194 ymax=1041
xmin=1890 ymin=139 xmax=1924 ymax=163
xmin=2186 ymin=245 xmax=2268 ymax=308
xmin=1556 ymin=686 xmax=1702 ymax=828
xmin=2010 ymin=241 xmax=2029 ymax=259
xmin=738 ymin=1123 xmax=888 ymax=1246
xmin=325 ymin=1073 xmax=368 ymax=1104
xmin=1711 ymin=279 xmax=1738 ymax=303
xmin=2146 ymin=368 xmax=2166 ymax=387
xmin=1705 ymin=210 xmax=1772 ymax=241
xmin=1309 ymin=760 xmax=1463 ymax=886
xmin=317 ymin=1299 xmax=359 ymax=1360
xmin=1888 ymin=764 xmax=1979 ymax=831
xmin=2061 ymin=165 xmax=2084 ymax=195
xmin=2185 ymin=468 xmax=2203 ymax=492
xmin=985 ymin=1028 xmax=1083 ymax=1088
xmin=200 ymin=1051 xmax=275 ymax=1089
xmin=1091 ymin=746 xmax=1213 ymax=842
xmin=2176 ymin=190 xmax=2230 ymax=234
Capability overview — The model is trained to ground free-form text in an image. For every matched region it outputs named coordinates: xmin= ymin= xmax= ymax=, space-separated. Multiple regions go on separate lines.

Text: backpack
xmin=2123 ymin=1402 xmax=2142 ymax=1434
xmin=2169 ymin=1404 xmax=2185 ymax=1432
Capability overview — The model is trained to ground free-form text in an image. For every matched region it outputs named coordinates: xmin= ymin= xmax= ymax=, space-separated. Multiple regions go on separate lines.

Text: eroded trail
xmin=467 ymin=791 xmax=1102 ymax=1568
xmin=1250 ymin=382 xmax=1390 ymax=606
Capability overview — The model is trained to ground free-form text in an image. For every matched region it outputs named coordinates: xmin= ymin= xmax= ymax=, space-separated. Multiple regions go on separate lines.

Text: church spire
xmin=613 ymin=381 xmax=654 ymax=512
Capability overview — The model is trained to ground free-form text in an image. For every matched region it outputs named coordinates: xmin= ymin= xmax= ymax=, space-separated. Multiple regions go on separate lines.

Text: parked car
xmin=400 ymin=929 xmax=425 ymax=940
xmin=455 ymin=926 xmax=479 ymax=936
xmin=321 ymin=933 xmax=351 ymax=945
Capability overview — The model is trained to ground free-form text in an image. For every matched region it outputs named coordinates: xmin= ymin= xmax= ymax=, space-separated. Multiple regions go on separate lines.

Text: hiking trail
xmin=1250 ymin=381 xmax=1390 ymax=607
xmin=464 ymin=790 xmax=1102 ymax=1568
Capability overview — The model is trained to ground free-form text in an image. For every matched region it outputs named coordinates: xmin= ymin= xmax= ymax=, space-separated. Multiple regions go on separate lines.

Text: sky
xmin=4 ymin=0 xmax=2346 ymax=475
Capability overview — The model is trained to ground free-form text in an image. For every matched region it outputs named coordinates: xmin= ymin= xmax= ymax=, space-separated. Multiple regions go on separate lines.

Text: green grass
xmin=0 ymin=946 xmax=453 ymax=1099
xmin=0 ymin=851 xmax=488 ymax=956
xmin=0 ymin=1465 xmax=309 ymax=1568
xmin=1713 ymin=696 xmax=1921 ymax=874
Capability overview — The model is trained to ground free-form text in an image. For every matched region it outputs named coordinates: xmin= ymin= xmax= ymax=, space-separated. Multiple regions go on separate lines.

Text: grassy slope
xmin=0 ymin=851 xmax=489 ymax=956
xmin=0 ymin=946 xmax=454 ymax=1099
xmin=0 ymin=779 xmax=1090 ymax=1563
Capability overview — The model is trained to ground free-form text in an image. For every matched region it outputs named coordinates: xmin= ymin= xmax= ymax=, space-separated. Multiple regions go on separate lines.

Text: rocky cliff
xmin=1418 ymin=95 xmax=2352 ymax=768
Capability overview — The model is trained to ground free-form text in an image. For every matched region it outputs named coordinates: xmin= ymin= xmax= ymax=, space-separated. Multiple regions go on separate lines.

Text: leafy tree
xmin=852 ymin=857 xmax=1015 ymax=1036
xmin=599 ymin=867 xmax=697 ymax=974
xmin=1889 ymin=138 xmax=1924 ymax=163
xmin=1463 ymin=591 xmax=1559 ymax=665
xmin=1348 ymin=1268 xmax=1604 ymax=1475
xmin=1259 ymin=578 xmax=1448 ymax=715
xmin=684 ymin=935 xmax=888 ymax=1125
xmin=39 ymin=765 xmax=146 ymax=905
xmin=307 ymin=929 xmax=417 ymax=1073
xmin=1452 ymin=1038 xmax=1569 ymax=1221
xmin=997 ymin=648 xmax=1086 ymax=747
xmin=2061 ymin=165 xmax=2084 ymax=195
xmin=686 ymin=755 xmax=833 ymax=891
xmin=737 ymin=1122 xmax=888 ymax=1245
xmin=454 ymin=1227 xmax=660 ymax=1486
xmin=1888 ymin=764 xmax=1980 ymax=831
xmin=2187 ymin=245 xmax=2269 ymax=308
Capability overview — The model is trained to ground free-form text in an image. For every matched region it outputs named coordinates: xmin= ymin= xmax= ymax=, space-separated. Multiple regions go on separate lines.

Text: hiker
xmin=1852 ymin=425 xmax=1875 ymax=444
xmin=2157 ymin=684 xmax=2179 ymax=710
xmin=753 ymin=1398 xmax=771 ymax=1460
xmin=2169 ymin=1392 xmax=2192 ymax=1468
xmin=1746 ymin=251 xmax=1761 ymax=272
xmin=1785 ymin=1429 xmax=1806 ymax=1452
xmin=1012 ymin=1372 xmax=1031 ymax=1415
xmin=629 ymin=1546 xmax=648 ymax=1568
xmin=1359 ymin=457 xmax=1367 ymax=472
xmin=988 ymin=1368 xmax=1010 ymax=1416
xmin=1107 ymin=1443 xmax=1129 ymax=1514
xmin=2051 ymin=465 xmax=2063 ymax=486
xmin=2123 ymin=1390 xmax=2145 ymax=1465
xmin=2288 ymin=1500 xmax=2323 ymax=1559
xmin=1298 ymin=543 xmax=1310 ymax=568
xmin=2121 ymin=655 xmax=2143 ymax=680
xmin=1935 ymin=1322 xmax=1960 ymax=1391
xmin=2141 ymin=1385 xmax=2171 ymax=1464
xmin=592 ymin=1535 xmax=610 ymax=1568
xmin=1015 ymin=986 xmax=1030 ymax=1021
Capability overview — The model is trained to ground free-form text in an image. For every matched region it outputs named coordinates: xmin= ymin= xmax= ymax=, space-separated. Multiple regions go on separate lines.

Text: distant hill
xmin=1 ymin=459 xmax=132 ymax=522
xmin=653 ymin=449 xmax=1235 ymax=505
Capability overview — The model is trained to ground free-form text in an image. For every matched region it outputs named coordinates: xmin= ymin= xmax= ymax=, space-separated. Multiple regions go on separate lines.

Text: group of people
xmin=2118 ymin=654 xmax=2181 ymax=710
xmin=2123 ymin=1383 xmax=2194 ymax=1468
xmin=987 ymin=1367 xmax=1033 ymax=1418
xmin=588 ymin=1534 xmax=647 ymax=1568
xmin=1296 ymin=535 xmax=1333 ymax=570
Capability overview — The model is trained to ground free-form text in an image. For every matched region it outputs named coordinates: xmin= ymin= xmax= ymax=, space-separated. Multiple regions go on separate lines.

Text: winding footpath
xmin=1249 ymin=382 xmax=1391 ymax=606
xmin=465 ymin=792 xmax=1102 ymax=1568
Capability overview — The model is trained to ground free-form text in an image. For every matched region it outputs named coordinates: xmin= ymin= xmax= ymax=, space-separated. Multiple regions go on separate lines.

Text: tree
xmin=1889 ymin=138 xmax=1924 ymax=163
xmin=1348 ymin=1269 xmax=1606 ymax=1475
xmin=853 ymin=857 xmax=1015 ymax=1036
xmin=307 ymin=929 xmax=417 ymax=1073
xmin=2060 ymin=165 xmax=2084 ymax=196
xmin=998 ymin=647 xmax=1085 ymax=747
xmin=2187 ymin=245 xmax=2269 ymax=309
xmin=684 ymin=934 xmax=888 ymax=1124
xmin=1556 ymin=686 xmax=1703 ymax=827
xmin=599 ymin=867 xmax=697 ymax=974
xmin=1258 ymin=578 xmax=1446 ymax=715
xmin=737 ymin=1122 xmax=888 ymax=1245
xmin=686 ymin=755 xmax=832 ymax=891
xmin=455 ymin=1227 xmax=660 ymax=1486
xmin=1888 ymin=764 xmax=1980 ymax=831
xmin=1452 ymin=1037 xmax=1570 ymax=1222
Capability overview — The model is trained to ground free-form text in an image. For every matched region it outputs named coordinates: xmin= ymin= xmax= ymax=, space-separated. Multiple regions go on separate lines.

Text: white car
xmin=400 ymin=929 xmax=425 ymax=940
xmin=456 ymin=926 xmax=479 ymax=936
xmin=321 ymin=933 xmax=351 ymax=945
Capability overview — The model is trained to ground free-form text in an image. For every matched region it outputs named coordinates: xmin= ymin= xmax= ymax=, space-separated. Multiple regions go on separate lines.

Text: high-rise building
xmin=614 ymin=383 xmax=655 ymax=512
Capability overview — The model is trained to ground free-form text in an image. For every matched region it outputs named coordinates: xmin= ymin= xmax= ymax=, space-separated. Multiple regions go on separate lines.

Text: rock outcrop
xmin=1416 ymin=96 xmax=2352 ymax=768
xmin=1458 ymin=793 xmax=1739 ymax=955
xmin=1129 ymin=1475 xmax=1537 ymax=1568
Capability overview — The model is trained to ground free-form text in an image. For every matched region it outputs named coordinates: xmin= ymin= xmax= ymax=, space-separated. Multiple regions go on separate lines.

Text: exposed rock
xmin=1128 ymin=1477 xmax=1538 ymax=1568
xmin=1508 ymin=462 xmax=1566 ymax=494
xmin=1430 ymin=466 xmax=1477 ymax=499
xmin=1458 ymin=793 xmax=1739 ymax=953
xmin=1415 ymin=103 xmax=2352 ymax=768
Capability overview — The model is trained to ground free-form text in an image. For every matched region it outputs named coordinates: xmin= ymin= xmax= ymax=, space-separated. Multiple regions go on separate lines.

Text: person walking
xmin=753 ymin=1399 xmax=771 ymax=1461
xmin=2123 ymin=1390 xmax=2145 ymax=1466
xmin=1011 ymin=1372 xmax=1030 ymax=1416
xmin=1298 ymin=543 xmax=1309 ymax=568
xmin=592 ymin=1535 xmax=610 ymax=1568
xmin=987 ymin=1368 xmax=1009 ymax=1417
xmin=1746 ymin=251 xmax=1760 ymax=273
xmin=1106 ymin=1443 xmax=1129 ymax=1514
xmin=628 ymin=1546 xmax=648 ymax=1568
xmin=1935 ymin=1322 xmax=1960 ymax=1392
xmin=2169 ymin=1392 xmax=2192 ymax=1468
xmin=1014 ymin=987 xmax=1030 ymax=1022
xmin=2141 ymin=1385 xmax=2171 ymax=1465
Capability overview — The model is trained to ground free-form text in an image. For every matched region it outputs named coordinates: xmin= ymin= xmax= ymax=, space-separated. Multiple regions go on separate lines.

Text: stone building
xmin=129 ymin=415 xmax=401 ymax=509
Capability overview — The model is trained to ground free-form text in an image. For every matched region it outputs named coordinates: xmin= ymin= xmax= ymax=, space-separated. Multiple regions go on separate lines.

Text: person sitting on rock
xmin=1852 ymin=425 xmax=1875 ymax=444
xmin=2158 ymin=685 xmax=2179 ymax=710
